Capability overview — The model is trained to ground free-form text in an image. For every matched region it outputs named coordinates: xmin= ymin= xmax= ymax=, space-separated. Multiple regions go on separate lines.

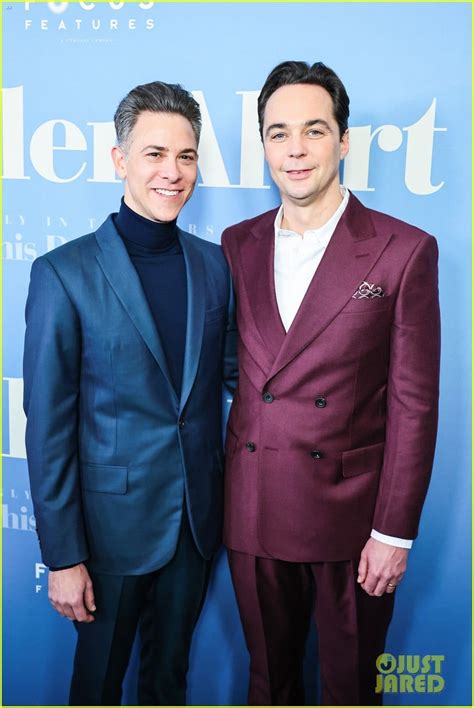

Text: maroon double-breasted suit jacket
xmin=221 ymin=193 xmax=440 ymax=562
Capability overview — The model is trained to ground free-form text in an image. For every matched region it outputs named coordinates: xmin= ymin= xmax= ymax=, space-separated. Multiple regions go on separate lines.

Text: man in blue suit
xmin=23 ymin=81 xmax=238 ymax=706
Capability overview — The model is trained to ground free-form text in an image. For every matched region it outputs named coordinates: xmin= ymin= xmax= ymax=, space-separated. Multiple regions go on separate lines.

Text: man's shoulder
xmin=35 ymin=215 xmax=115 ymax=271
xmin=353 ymin=195 xmax=434 ymax=245
xmin=222 ymin=208 xmax=278 ymax=252
xmin=222 ymin=208 xmax=278 ymax=241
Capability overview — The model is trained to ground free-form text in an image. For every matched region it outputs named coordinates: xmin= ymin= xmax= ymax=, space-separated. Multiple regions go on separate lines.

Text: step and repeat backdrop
xmin=3 ymin=2 xmax=471 ymax=706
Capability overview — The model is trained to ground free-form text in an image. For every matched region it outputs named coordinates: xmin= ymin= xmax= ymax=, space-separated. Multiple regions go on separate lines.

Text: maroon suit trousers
xmin=228 ymin=550 xmax=395 ymax=706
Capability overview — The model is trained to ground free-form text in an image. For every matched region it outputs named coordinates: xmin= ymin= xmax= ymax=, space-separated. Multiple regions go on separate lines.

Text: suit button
xmin=245 ymin=442 xmax=256 ymax=452
xmin=262 ymin=392 xmax=274 ymax=403
xmin=310 ymin=450 xmax=323 ymax=459
xmin=315 ymin=397 xmax=327 ymax=408
xmin=178 ymin=418 xmax=185 ymax=428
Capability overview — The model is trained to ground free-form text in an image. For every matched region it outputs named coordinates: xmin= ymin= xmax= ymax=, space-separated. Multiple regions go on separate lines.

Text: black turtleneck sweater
xmin=113 ymin=199 xmax=187 ymax=397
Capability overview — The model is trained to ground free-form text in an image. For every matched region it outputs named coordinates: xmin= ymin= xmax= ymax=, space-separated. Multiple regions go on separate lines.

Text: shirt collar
xmin=274 ymin=186 xmax=350 ymax=241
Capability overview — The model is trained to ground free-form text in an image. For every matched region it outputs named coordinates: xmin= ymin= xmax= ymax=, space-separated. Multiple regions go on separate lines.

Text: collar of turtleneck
xmin=114 ymin=198 xmax=179 ymax=253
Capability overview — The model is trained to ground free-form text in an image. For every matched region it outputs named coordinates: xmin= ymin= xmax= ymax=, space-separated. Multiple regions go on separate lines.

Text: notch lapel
xmin=178 ymin=230 xmax=206 ymax=413
xmin=267 ymin=194 xmax=392 ymax=382
xmin=94 ymin=216 xmax=179 ymax=406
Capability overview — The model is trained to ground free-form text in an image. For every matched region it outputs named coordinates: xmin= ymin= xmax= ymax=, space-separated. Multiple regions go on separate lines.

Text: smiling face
xmin=262 ymin=83 xmax=349 ymax=211
xmin=112 ymin=110 xmax=198 ymax=223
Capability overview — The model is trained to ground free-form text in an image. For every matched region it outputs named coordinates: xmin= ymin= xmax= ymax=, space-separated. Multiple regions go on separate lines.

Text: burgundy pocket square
xmin=352 ymin=281 xmax=385 ymax=299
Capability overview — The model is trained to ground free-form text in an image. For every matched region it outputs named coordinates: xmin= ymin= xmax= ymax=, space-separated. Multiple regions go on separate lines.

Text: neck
xmin=281 ymin=185 xmax=343 ymax=234
xmin=114 ymin=198 xmax=178 ymax=252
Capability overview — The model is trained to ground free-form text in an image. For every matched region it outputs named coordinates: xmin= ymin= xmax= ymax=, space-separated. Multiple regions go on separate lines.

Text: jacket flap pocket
xmin=81 ymin=463 xmax=128 ymax=494
xmin=342 ymin=442 xmax=385 ymax=478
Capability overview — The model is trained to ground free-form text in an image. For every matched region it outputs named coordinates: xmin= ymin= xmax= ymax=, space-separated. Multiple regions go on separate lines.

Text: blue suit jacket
xmin=23 ymin=215 xmax=238 ymax=575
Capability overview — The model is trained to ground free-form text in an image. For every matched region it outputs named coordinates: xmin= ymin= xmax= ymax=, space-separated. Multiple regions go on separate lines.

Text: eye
xmin=146 ymin=151 xmax=161 ymax=158
xmin=270 ymin=132 xmax=286 ymax=141
xmin=179 ymin=153 xmax=196 ymax=162
xmin=307 ymin=128 xmax=324 ymax=137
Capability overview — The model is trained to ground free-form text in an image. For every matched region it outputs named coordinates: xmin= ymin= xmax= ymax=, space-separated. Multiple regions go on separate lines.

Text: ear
xmin=339 ymin=129 xmax=349 ymax=160
xmin=111 ymin=145 xmax=127 ymax=179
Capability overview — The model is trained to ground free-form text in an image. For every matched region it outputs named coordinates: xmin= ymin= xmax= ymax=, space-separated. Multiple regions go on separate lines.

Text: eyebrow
xmin=141 ymin=145 xmax=198 ymax=157
xmin=264 ymin=118 xmax=332 ymax=138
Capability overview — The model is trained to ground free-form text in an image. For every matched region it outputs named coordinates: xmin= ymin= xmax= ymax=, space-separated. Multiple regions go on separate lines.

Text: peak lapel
xmin=94 ymin=216 xmax=179 ymax=406
xmin=238 ymin=209 xmax=286 ymax=373
xmin=268 ymin=194 xmax=392 ymax=382
xmin=178 ymin=230 xmax=206 ymax=413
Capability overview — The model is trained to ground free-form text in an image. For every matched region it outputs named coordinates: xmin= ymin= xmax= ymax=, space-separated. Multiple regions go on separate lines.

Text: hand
xmin=357 ymin=538 xmax=408 ymax=597
xmin=48 ymin=563 xmax=96 ymax=622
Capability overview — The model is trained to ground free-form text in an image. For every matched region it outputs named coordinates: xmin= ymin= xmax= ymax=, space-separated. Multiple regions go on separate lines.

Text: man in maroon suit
xmin=221 ymin=61 xmax=440 ymax=706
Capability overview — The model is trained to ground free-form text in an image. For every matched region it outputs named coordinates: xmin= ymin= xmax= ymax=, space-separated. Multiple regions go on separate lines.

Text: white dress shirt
xmin=273 ymin=188 xmax=412 ymax=550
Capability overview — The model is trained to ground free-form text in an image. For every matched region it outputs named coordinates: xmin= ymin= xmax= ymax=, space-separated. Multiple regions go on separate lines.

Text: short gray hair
xmin=114 ymin=81 xmax=202 ymax=151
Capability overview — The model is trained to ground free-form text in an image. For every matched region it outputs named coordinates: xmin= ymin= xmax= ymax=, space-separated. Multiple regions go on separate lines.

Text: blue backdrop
xmin=3 ymin=2 xmax=471 ymax=705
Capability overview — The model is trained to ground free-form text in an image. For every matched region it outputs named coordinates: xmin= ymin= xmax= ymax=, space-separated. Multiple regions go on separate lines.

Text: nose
xmin=158 ymin=156 xmax=182 ymax=183
xmin=287 ymin=134 xmax=307 ymax=159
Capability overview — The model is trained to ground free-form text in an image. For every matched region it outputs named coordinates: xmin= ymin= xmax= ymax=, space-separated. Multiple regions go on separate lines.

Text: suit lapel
xmin=268 ymin=194 xmax=392 ymax=381
xmin=94 ymin=216 xmax=179 ymax=406
xmin=178 ymin=230 xmax=206 ymax=413
xmin=238 ymin=209 xmax=286 ymax=373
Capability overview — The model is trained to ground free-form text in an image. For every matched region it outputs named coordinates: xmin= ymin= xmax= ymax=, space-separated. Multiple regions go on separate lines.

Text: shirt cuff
xmin=371 ymin=529 xmax=413 ymax=549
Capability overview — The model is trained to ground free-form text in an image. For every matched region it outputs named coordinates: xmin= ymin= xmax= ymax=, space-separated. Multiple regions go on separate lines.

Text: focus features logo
xmin=23 ymin=2 xmax=156 ymax=33
xmin=375 ymin=654 xmax=445 ymax=694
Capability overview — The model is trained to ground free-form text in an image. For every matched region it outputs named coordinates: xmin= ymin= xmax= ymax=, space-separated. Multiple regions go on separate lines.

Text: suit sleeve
xmin=23 ymin=257 xmax=89 ymax=568
xmin=372 ymin=234 xmax=441 ymax=539
xmin=222 ymin=230 xmax=238 ymax=395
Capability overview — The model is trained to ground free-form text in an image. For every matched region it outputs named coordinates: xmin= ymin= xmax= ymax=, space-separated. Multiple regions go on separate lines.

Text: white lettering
xmin=46 ymin=234 xmax=68 ymax=252
xmin=3 ymin=85 xmax=446 ymax=193
xmin=86 ymin=122 xmax=120 ymax=183
xmin=403 ymin=99 xmax=446 ymax=195
xmin=343 ymin=125 xmax=403 ymax=192
xmin=35 ymin=563 xmax=47 ymax=579
xmin=2 ymin=504 xmax=35 ymax=531
xmin=48 ymin=2 xmax=68 ymax=14
xmin=2 ymin=86 xmax=30 ymax=179
xmin=192 ymin=90 xmax=231 ymax=187
xmin=30 ymin=120 xmax=87 ymax=183
xmin=236 ymin=91 xmax=268 ymax=189
xmin=3 ymin=378 xmax=27 ymax=459
xmin=2 ymin=233 xmax=37 ymax=261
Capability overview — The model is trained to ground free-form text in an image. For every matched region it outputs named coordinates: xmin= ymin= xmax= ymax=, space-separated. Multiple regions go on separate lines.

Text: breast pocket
xmin=340 ymin=294 xmax=393 ymax=315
